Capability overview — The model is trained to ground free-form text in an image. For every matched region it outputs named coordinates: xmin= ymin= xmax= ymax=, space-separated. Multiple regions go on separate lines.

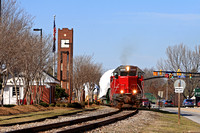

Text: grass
xmin=0 ymin=105 xmax=99 ymax=125
xmin=0 ymin=108 xmax=83 ymax=125
xmin=141 ymin=109 xmax=200 ymax=133
xmin=0 ymin=103 xmax=100 ymax=125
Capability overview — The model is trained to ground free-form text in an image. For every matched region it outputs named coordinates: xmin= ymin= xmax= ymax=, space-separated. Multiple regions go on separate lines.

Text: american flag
xmin=53 ymin=16 xmax=56 ymax=52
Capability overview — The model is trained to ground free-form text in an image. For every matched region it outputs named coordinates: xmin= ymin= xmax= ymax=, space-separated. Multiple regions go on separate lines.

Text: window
xmin=137 ymin=72 xmax=142 ymax=78
xmin=120 ymin=71 xmax=136 ymax=76
xmin=186 ymin=99 xmax=193 ymax=102
xmin=61 ymin=63 xmax=63 ymax=71
xmin=67 ymin=71 xmax=69 ymax=79
xmin=129 ymin=71 xmax=136 ymax=76
xmin=60 ymin=52 xmax=63 ymax=63
xmin=120 ymin=72 xmax=128 ymax=76
xmin=60 ymin=71 xmax=63 ymax=80
xmin=12 ymin=87 xmax=19 ymax=96
xmin=67 ymin=82 xmax=69 ymax=89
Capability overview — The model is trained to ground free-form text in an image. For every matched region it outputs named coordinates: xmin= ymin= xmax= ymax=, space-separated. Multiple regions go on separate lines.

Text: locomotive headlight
xmin=126 ymin=66 xmax=130 ymax=71
xmin=120 ymin=90 xmax=124 ymax=94
xmin=133 ymin=89 xmax=137 ymax=94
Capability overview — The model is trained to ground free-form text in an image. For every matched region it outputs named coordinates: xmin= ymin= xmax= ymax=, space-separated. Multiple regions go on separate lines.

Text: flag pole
xmin=53 ymin=15 xmax=56 ymax=77
xmin=53 ymin=48 xmax=55 ymax=77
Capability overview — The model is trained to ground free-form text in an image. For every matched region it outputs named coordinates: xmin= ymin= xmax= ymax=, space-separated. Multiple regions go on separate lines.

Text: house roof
xmin=4 ymin=70 xmax=60 ymax=85
xmin=43 ymin=71 xmax=60 ymax=84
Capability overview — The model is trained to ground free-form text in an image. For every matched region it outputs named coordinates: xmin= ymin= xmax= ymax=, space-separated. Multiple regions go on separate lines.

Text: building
xmin=1 ymin=71 xmax=59 ymax=105
xmin=57 ymin=28 xmax=73 ymax=103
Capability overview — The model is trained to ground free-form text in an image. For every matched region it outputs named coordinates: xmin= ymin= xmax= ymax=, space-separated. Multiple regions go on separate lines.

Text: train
xmin=100 ymin=65 xmax=144 ymax=108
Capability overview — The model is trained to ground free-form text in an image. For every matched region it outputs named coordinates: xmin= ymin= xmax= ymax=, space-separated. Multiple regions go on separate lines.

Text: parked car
xmin=197 ymin=101 xmax=200 ymax=107
xmin=182 ymin=99 xmax=194 ymax=107
xmin=150 ymin=101 xmax=156 ymax=108
xmin=162 ymin=100 xmax=174 ymax=107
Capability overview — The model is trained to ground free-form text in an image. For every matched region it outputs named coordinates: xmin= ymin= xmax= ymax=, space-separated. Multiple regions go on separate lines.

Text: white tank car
xmin=99 ymin=69 xmax=114 ymax=98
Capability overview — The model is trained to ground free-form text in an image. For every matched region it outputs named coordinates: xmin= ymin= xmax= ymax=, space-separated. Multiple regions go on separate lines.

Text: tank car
xmin=102 ymin=65 xmax=144 ymax=108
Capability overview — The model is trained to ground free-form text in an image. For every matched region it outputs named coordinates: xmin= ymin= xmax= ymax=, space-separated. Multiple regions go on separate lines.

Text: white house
xmin=1 ymin=71 xmax=59 ymax=105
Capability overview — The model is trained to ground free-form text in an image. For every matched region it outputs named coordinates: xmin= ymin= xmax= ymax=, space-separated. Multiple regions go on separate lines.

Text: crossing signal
xmin=189 ymin=74 xmax=192 ymax=78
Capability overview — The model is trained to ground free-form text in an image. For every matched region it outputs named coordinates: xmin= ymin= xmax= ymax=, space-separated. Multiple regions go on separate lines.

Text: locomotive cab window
xmin=129 ymin=71 xmax=136 ymax=76
xmin=114 ymin=72 xmax=118 ymax=79
xmin=120 ymin=72 xmax=128 ymax=76
xmin=138 ymin=72 xmax=142 ymax=78
xmin=120 ymin=71 xmax=136 ymax=76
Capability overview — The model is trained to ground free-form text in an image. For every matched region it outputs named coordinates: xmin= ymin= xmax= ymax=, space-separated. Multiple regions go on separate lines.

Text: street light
xmin=33 ymin=28 xmax=42 ymax=40
xmin=33 ymin=28 xmax=43 ymax=53
xmin=33 ymin=28 xmax=43 ymax=64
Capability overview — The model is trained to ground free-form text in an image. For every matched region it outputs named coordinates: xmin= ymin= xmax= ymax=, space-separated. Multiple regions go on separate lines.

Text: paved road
xmin=161 ymin=107 xmax=200 ymax=124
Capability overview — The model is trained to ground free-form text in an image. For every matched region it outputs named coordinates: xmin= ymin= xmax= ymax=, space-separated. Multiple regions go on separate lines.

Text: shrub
xmin=49 ymin=103 xmax=55 ymax=107
xmin=55 ymin=85 xmax=69 ymax=100
xmin=4 ymin=104 xmax=16 ymax=107
xmin=39 ymin=102 xmax=49 ymax=107
xmin=66 ymin=102 xmax=83 ymax=109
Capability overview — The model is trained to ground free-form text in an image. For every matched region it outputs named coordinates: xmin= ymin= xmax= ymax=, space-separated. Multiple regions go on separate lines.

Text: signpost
xmin=174 ymin=79 xmax=186 ymax=125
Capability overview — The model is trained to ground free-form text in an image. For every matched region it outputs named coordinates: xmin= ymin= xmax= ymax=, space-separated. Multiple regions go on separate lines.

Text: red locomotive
xmin=104 ymin=65 xmax=144 ymax=108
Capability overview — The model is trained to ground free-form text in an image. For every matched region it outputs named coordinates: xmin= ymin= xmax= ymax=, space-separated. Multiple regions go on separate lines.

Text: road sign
xmin=175 ymin=87 xmax=184 ymax=93
xmin=174 ymin=79 xmax=186 ymax=89
xmin=195 ymin=88 xmax=200 ymax=97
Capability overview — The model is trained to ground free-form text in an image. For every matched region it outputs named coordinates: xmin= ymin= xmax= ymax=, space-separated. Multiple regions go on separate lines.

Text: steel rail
xmin=57 ymin=109 xmax=138 ymax=133
xmin=6 ymin=109 xmax=122 ymax=133
xmin=0 ymin=108 xmax=96 ymax=127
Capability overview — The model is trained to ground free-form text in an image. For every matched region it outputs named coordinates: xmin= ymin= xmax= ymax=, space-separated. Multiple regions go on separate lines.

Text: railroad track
xmin=0 ymin=108 xmax=96 ymax=127
xmin=6 ymin=109 xmax=138 ymax=133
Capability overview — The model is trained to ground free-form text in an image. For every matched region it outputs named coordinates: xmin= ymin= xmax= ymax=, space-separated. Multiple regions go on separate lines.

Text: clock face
xmin=61 ymin=39 xmax=69 ymax=48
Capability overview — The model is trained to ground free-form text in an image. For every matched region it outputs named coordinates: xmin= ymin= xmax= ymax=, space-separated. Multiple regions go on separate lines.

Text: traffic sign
xmin=175 ymin=87 xmax=184 ymax=93
xmin=195 ymin=88 xmax=200 ymax=97
xmin=174 ymin=79 xmax=186 ymax=89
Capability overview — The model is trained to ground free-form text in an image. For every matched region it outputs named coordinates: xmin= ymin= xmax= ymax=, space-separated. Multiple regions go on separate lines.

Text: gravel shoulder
xmin=88 ymin=109 xmax=200 ymax=133
xmin=88 ymin=110 xmax=158 ymax=133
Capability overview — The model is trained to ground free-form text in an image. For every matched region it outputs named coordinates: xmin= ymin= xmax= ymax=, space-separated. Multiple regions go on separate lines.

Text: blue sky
xmin=19 ymin=0 xmax=200 ymax=70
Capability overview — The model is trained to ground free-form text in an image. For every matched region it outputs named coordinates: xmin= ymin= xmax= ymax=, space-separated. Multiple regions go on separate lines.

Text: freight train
xmin=100 ymin=65 xmax=144 ymax=108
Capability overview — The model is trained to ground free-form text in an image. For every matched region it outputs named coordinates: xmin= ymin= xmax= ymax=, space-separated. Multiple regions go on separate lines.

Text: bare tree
xmin=157 ymin=44 xmax=200 ymax=99
xmin=0 ymin=0 xmax=33 ymax=105
xmin=143 ymin=67 xmax=166 ymax=99
xmin=85 ymin=62 xmax=102 ymax=106
xmin=0 ymin=0 xmax=53 ymax=105
xmin=73 ymin=55 xmax=103 ymax=105
xmin=20 ymin=33 xmax=52 ymax=105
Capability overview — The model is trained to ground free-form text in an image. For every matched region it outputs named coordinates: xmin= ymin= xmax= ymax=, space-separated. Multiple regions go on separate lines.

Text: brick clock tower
xmin=57 ymin=28 xmax=73 ymax=103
